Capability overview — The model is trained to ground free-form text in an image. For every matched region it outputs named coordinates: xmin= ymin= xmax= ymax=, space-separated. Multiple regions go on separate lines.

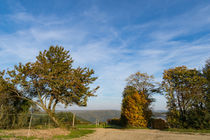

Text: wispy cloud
xmin=0 ymin=1 xmax=210 ymax=110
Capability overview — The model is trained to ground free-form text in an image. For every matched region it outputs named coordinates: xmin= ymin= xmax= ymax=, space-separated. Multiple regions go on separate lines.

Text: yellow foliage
xmin=121 ymin=91 xmax=148 ymax=127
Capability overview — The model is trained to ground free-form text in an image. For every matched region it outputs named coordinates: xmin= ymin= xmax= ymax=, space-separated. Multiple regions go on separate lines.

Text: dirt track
xmin=77 ymin=128 xmax=210 ymax=140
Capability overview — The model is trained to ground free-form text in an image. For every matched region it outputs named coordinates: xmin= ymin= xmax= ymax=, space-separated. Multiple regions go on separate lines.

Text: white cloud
xmin=0 ymin=3 xmax=210 ymax=111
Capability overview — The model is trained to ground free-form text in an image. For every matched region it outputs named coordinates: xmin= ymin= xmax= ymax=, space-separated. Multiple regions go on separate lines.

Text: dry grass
xmin=3 ymin=128 xmax=69 ymax=139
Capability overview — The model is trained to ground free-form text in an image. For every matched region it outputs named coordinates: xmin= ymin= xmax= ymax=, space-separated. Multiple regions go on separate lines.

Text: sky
xmin=0 ymin=0 xmax=210 ymax=111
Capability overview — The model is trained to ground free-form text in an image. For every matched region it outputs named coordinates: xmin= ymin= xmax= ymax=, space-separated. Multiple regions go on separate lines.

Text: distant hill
xmin=32 ymin=111 xmax=90 ymax=125
xmin=70 ymin=110 xmax=167 ymax=123
xmin=152 ymin=111 xmax=167 ymax=120
xmin=71 ymin=110 xmax=121 ymax=123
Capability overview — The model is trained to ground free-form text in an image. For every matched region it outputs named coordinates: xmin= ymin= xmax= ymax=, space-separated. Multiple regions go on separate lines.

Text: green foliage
xmin=0 ymin=71 xmax=31 ymax=129
xmin=107 ymin=118 xmax=121 ymax=126
xmin=2 ymin=46 xmax=99 ymax=127
xmin=202 ymin=58 xmax=210 ymax=124
xmin=162 ymin=66 xmax=209 ymax=129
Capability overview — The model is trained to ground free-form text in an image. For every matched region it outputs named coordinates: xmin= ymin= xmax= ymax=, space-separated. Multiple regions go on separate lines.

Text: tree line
xmin=119 ymin=59 xmax=210 ymax=129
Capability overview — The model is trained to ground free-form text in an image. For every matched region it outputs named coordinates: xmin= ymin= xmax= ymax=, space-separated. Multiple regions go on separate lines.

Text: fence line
xmin=0 ymin=112 xmax=83 ymax=129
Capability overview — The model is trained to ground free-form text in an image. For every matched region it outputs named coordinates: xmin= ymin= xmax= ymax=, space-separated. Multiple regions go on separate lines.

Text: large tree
xmin=162 ymin=66 xmax=208 ymax=128
xmin=5 ymin=46 xmax=99 ymax=126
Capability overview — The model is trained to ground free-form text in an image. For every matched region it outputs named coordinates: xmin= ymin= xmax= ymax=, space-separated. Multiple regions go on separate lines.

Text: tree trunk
xmin=45 ymin=109 xmax=63 ymax=128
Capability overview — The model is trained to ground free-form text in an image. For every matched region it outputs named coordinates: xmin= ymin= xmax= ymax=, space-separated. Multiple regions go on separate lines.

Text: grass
xmin=75 ymin=123 xmax=124 ymax=129
xmin=53 ymin=129 xmax=95 ymax=139
xmin=0 ymin=130 xmax=37 ymax=139
xmin=125 ymin=127 xmax=149 ymax=130
xmin=0 ymin=134 xmax=36 ymax=140
xmin=75 ymin=124 xmax=109 ymax=128
xmin=0 ymin=128 xmax=95 ymax=140
xmin=163 ymin=128 xmax=210 ymax=134
xmin=75 ymin=124 xmax=148 ymax=129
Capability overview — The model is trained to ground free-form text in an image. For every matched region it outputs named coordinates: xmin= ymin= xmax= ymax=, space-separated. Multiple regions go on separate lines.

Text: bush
xmin=107 ymin=118 xmax=121 ymax=126
xmin=0 ymin=105 xmax=29 ymax=129
xmin=150 ymin=118 xmax=168 ymax=130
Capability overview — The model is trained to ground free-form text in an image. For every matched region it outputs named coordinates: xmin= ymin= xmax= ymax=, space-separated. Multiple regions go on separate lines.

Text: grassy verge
xmin=0 ymin=128 xmax=95 ymax=140
xmin=125 ymin=127 xmax=149 ymax=130
xmin=53 ymin=129 xmax=95 ymax=139
xmin=75 ymin=124 xmax=126 ymax=130
xmin=75 ymin=124 xmax=148 ymax=129
xmin=75 ymin=124 xmax=101 ymax=128
xmin=163 ymin=128 xmax=210 ymax=134
xmin=75 ymin=124 xmax=113 ymax=128
xmin=0 ymin=135 xmax=36 ymax=140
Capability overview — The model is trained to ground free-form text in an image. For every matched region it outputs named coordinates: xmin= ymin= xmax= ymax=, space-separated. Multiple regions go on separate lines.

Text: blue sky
xmin=0 ymin=0 xmax=210 ymax=111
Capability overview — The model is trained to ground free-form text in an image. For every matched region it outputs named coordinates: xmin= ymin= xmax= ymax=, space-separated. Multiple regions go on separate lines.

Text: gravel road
xmin=77 ymin=128 xmax=210 ymax=140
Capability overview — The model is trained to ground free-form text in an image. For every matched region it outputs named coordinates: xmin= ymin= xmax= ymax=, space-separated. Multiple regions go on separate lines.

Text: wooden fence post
xmin=72 ymin=113 xmax=75 ymax=127
xmin=27 ymin=113 xmax=33 ymax=138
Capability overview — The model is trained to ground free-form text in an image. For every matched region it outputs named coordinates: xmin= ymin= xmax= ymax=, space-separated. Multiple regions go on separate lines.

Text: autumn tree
xmin=125 ymin=72 xmax=157 ymax=122
xmin=4 ymin=46 xmax=99 ymax=127
xmin=120 ymin=72 xmax=157 ymax=127
xmin=121 ymin=86 xmax=148 ymax=127
xmin=162 ymin=66 xmax=208 ymax=128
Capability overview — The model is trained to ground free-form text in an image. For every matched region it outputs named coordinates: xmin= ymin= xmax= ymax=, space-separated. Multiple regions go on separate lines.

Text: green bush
xmin=0 ymin=105 xmax=30 ymax=129
xmin=107 ymin=118 xmax=121 ymax=126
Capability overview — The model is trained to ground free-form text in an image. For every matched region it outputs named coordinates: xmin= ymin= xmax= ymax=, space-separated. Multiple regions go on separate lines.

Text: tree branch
xmin=52 ymin=99 xmax=58 ymax=114
xmin=48 ymin=95 xmax=54 ymax=110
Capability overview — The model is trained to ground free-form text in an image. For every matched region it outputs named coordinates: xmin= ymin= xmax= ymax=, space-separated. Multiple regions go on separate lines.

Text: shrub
xmin=107 ymin=118 xmax=121 ymax=126
xmin=150 ymin=118 xmax=168 ymax=129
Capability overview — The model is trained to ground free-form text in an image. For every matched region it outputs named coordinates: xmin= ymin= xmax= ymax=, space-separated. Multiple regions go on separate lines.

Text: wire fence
xmin=0 ymin=112 xmax=87 ymax=129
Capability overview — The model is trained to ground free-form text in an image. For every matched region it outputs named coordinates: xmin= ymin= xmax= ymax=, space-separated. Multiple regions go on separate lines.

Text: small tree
xmin=5 ymin=46 xmax=99 ymax=127
xmin=121 ymin=86 xmax=147 ymax=127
